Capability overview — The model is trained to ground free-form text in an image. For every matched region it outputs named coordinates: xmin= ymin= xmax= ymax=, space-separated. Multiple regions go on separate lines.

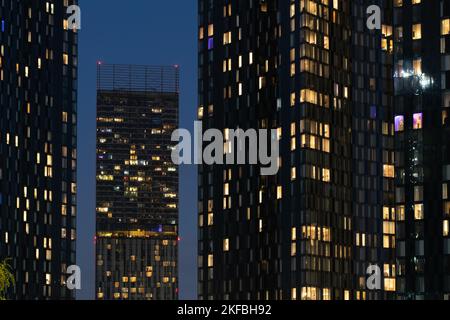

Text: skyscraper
xmin=197 ymin=0 xmax=396 ymax=300
xmin=0 ymin=1 xmax=78 ymax=299
xmin=95 ymin=64 xmax=179 ymax=300
xmin=392 ymin=0 xmax=450 ymax=300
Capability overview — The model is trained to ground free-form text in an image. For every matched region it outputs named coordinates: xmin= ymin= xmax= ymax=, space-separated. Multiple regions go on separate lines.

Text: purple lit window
xmin=1 ymin=20 xmax=5 ymax=32
xmin=413 ymin=113 xmax=423 ymax=129
xmin=208 ymin=37 xmax=214 ymax=50
xmin=370 ymin=106 xmax=377 ymax=119
xmin=395 ymin=115 xmax=404 ymax=132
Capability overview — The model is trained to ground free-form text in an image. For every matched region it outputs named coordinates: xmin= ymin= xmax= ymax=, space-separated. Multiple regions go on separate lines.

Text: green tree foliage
xmin=0 ymin=259 xmax=15 ymax=300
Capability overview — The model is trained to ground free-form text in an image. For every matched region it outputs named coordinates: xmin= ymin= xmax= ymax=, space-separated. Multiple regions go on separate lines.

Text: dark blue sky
xmin=77 ymin=0 xmax=198 ymax=299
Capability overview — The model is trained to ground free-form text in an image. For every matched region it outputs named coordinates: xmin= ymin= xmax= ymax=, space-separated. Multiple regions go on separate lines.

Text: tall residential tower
xmin=392 ymin=0 xmax=450 ymax=300
xmin=0 ymin=0 xmax=78 ymax=299
xmin=197 ymin=0 xmax=396 ymax=300
xmin=95 ymin=64 xmax=179 ymax=300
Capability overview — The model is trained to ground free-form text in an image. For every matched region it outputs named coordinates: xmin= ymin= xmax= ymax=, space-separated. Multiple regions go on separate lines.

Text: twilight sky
xmin=77 ymin=0 xmax=198 ymax=299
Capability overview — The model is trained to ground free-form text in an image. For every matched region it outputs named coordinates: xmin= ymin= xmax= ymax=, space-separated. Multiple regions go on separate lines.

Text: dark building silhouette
xmin=0 ymin=1 xmax=78 ymax=299
xmin=95 ymin=64 xmax=179 ymax=300
xmin=197 ymin=0 xmax=397 ymax=300
xmin=392 ymin=0 xmax=450 ymax=300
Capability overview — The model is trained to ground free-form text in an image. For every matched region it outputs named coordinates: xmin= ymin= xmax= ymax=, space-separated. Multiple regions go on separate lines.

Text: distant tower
xmin=95 ymin=64 xmax=179 ymax=300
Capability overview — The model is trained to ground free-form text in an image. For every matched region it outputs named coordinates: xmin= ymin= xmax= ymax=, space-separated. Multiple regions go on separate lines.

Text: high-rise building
xmin=95 ymin=64 xmax=179 ymax=300
xmin=197 ymin=0 xmax=396 ymax=300
xmin=0 ymin=1 xmax=78 ymax=299
xmin=392 ymin=0 xmax=450 ymax=300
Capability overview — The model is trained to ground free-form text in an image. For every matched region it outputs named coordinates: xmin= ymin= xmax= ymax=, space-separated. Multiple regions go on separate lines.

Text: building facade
xmin=95 ymin=64 xmax=179 ymax=300
xmin=392 ymin=0 xmax=450 ymax=300
xmin=197 ymin=0 xmax=397 ymax=300
xmin=0 ymin=0 xmax=78 ymax=299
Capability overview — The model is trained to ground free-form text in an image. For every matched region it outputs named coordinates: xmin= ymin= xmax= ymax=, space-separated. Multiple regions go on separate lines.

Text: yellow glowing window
xmin=207 ymin=254 xmax=213 ymax=267
xmin=63 ymin=53 xmax=69 ymax=65
xmin=322 ymin=139 xmax=330 ymax=153
xmin=291 ymin=167 xmax=297 ymax=181
xmin=383 ymin=221 xmax=395 ymax=235
xmin=322 ymin=168 xmax=331 ymax=182
xmin=323 ymin=289 xmax=331 ymax=300
xmin=442 ymin=19 xmax=450 ymax=35
xmin=304 ymin=1 xmax=318 ymax=16
xmin=290 ymin=48 xmax=295 ymax=62
xmin=291 ymin=137 xmax=296 ymax=151
xmin=223 ymin=31 xmax=232 ymax=45
xmin=444 ymin=220 xmax=449 ymax=237
xmin=223 ymin=238 xmax=229 ymax=252
xmin=207 ymin=213 xmax=213 ymax=226
xmin=300 ymin=89 xmax=318 ymax=104
xmin=290 ymin=93 xmax=296 ymax=107
xmin=383 ymin=165 xmax=395 ymax=178
xmin=224 ymin=183 xmax=229 ymax=196
xmin=291 ymin=242 xmax=296 ymax=256
xmin=384 ymin=278 xmax=396 ymax=292
xmin=414 ymin=204 xmax=424 ymax=220
xmin=277 ymin=186 xmax=282 ymax=199
xmin=197 ymin=106 xmax=204 ymax=119
xmin=333 ymin=0 xmax=339 ymax=10
xmin=207 ymin=24 xmax=214 ymax=36
xmin=412 ymin=24 xmax=422 ymax=40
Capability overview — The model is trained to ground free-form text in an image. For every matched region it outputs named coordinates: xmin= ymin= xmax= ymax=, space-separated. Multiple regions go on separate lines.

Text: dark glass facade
xmin=197 ymin=0 xmax=397 ymax=300
xmin=0 ymin=0 xmax=78 ymax=299
xmin=393 ymin=0 xmax=450 ymax=300
xmin=95 ymin=64 xmax=179 ymax=300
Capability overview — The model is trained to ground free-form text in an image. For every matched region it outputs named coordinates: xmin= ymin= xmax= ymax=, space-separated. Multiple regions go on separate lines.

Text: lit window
xmin=207 ymin=24 xmax=214 ymax=36
xmin=384 ymin=278 xmax=396 ymax=292
xmin=207 ymin=254 xmax=213 ymax=267
xmin=223 ymin=238 xmax=229 ymax=252
xmin=412 ymin=24 xmax=422 ymax=40
xmin=223 ymin=31 xmax=232 ymax=45
xmin=414 ymin=204 xmax=424 ymax=220
xmin=444 ymin=220 xmax=449 ymax=237
xmin=396 ymin=205 xmax=405 ymax=221
xmin=383 ymin=165 xmax=395 ymax=178
xmin=322 ymin=168 xmax=331 ymax=182
xmin=277 ymin=186 xmax=282 ymax=199
xmin=383 ymin=221 xmax=395 ymax=235
xmin=413 ymin=113 xmax=423 ymax=129
xmin=291 ymin=167 xmax=297 ymax=181
xmin=442 ymin=19 xmax=450 ymax=35
xmin=394 ymin=115 xmax=404 ymax=132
